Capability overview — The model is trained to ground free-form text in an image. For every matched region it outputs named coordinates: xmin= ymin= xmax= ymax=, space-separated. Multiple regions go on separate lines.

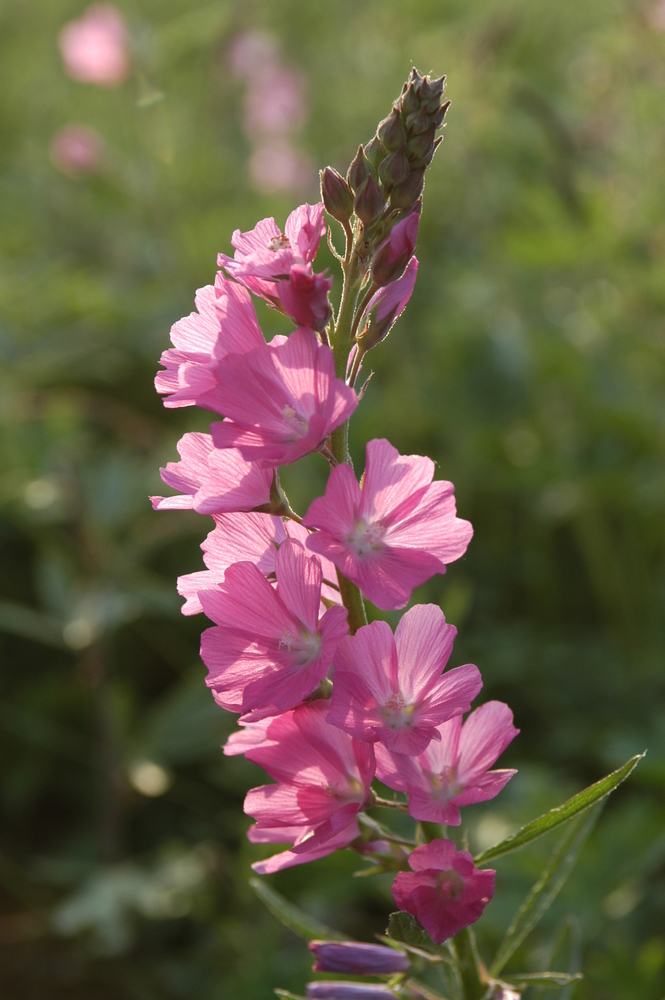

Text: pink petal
xmin=456 ymin=701 xmax=519 ymax=786
xmin=394 ymin=604 xmax=457 ymax=699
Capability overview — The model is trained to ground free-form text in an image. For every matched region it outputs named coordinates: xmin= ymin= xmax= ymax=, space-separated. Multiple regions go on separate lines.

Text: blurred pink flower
xmin=244 ymin=65 xmax=307 ymax=137
xmin=328 ymin=604 xmax=482 ymax=755
xmin=243 ymin=700 xmax=375 ymax=873
xmin=375 ymin=700 xmax=519 ymax=824
xmin=227 ymin=30 xmax=280 ymax=80
xmin=49 ymin=124 xmax=104 ymax=177
xmin=648 ymin=0 xmax=665 ymax=30
xmin=58 ymin=4 xmax=130 ymax=87
xmin=199 ymin=538 xmax=348 ymax=719
xmin=249 ymin=140 xmax=315 ymax=194
xmin=392 ymin=839 xmax=495 ymax=944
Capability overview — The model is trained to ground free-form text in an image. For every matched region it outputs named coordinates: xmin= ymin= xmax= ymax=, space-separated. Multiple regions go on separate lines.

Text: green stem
xmin=453 ymin=927 xmax=487 ymax=1000
xmin=336 ymin=568 xmax=367 ymax=633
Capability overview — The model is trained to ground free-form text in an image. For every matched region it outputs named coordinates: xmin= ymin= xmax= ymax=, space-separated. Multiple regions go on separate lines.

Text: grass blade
xmin=250 ymin=877 xmax=349 ymax=942
xmin=474 ymin=753 xmax=644 ymax=866
xmin=490 ymin=803 xmax=601 ymax=976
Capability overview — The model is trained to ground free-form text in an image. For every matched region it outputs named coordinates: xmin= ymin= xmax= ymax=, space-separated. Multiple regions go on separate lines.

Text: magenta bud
xmin=307 ymin=985 xmax=398 ymax=999
xmin=309 ymin=941 xmax=410 ymax=975
xmin=347 ymin=145 xmax=370 ymax=191
xmin=354 ymin=175 xmax=385 ymax=225
xmin=370 ymin=212 xmax=419 ymax=287
xmin=377 ymin=108 xmax=406 ymax=152
xmin=359 ymin=257 xmax=418 ymax=351
xmin=277 ymin=264 xmax=333 ymax=332
xmin=321 ymin=167 xmax=354 ymax=223
xmin=378 ymin=150 xmax=410 ymax=189
xmin=390 ymin=170 xmax=424 ymax=211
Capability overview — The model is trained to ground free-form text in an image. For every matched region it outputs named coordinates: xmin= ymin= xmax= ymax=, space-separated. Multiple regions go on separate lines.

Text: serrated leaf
xmin=504 ymin=971 xmax=583 ymax=987
xmin=490 ymin=804 xmax=602 ymax=976
xmin=474 ymin=753 xmax=644 ymax=866
xmin=387 ymin=911 xmax=433 ymax=950
xmin=250 ymin=877 xmax=348 ymax=942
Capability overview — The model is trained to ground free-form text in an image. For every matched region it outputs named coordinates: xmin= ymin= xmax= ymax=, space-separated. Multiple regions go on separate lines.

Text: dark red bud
xmin=378 ymin=150 xmax=410 ymax=189
xmin=377 ymin=107 xmax=406 ymax=152
xmin=354 ymin=175 xmax=384 ymax=225
xmin=320 ymin=167 xmax=354 ymax=223
xmin=347 ymin=145 xmax=369 ymax=191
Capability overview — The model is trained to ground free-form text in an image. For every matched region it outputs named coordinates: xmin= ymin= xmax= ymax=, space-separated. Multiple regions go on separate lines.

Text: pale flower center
xmin=430 ymin=764 xmax=461 ymax=801
xmin=268 ymin=234 xmax=291 ymax=251
xmin=436 ymin=868 xmax=464 ymax=899
xmin=282 ymin=404 xmax=309 ymax=440
xmin=381 ymin=691 xmax=416 ymax=730
xmin=279 ymin=628 xmax=321 ymax=667
xmin=347 ymin=518 xmax=386 ymax=558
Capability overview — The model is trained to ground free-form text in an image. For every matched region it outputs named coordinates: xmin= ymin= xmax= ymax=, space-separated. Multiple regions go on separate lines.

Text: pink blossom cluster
xmin=153 ymin=197 xmax=519 ymax=950
xmin=227 ymin=30 xmax=314 ymax=194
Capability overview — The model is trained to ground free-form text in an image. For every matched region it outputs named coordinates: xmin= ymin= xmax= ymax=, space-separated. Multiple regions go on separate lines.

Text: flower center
xmin=268 ymin=234 xmax=291 ymax=251
xmin=282 ymin=404 xmax=309 ymax=440
xmin=347 ymin=518 xmax=386 ymax=558
xmin=279 ymin=628 xmax=322 ymax=667
xmin=430 ymin=765 xmax=460 ymax=801
xmin=381 ymin=692 xmax=416 ymax=730
xmin=435 ymin=868 xmax=464 ymax=899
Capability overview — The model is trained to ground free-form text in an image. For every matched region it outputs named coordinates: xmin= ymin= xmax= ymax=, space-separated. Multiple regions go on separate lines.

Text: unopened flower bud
xmin=359 ymin=257 xmax=418 ymax=351
xmin=405 ymin=107 xmax=431 ymax=135
xmin=347 ymin=145 xmax=370 ymax=191
xmin=389 ymin=170 xmax=425 ymax=212
xmin=354 ymin=175 xmax=384 ymax=226
xmin=277 ymin=264 xmax=333 ymax=331
xmin=309 ymin=941 xmax=410 ymax=975
xmin=321 ymin=167 xmax=354 ymax=223
xmin=370 ymin=211 xmax=419 ymax=287
xmin=409 ymin=136 xmax=442 ymax=171
xmin=400 ymin=81 xmax=420 ymax=116
xmin=378 ymin=150 xmax=410 ymax=189
xmin=307 ymin=985 xmax=398 ymax=999
xmin=432 ymin=100 xmax=451 ymax=128
xmin=363 ymin=137 xmax=385 ymax=173
xmin=406 ymin=126 xmax=436 ymax=163
xmin=377 ymin=107 xmax=406 ymax=152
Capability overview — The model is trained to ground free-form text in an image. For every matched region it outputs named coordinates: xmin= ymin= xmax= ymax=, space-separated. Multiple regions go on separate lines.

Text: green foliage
xmin=250 ymin=878 xmax=349 ymax=943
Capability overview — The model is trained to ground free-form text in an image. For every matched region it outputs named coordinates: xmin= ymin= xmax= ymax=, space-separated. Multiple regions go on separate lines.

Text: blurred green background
xmin=1 ymin=0 xmax=664 ymax=996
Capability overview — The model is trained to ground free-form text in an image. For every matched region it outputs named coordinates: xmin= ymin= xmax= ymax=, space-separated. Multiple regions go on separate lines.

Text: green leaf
xmin=250 ymin=877 xmax=349 ymax=942
xmin=504 ymin=971 xmax=583 ymax=988
xmin=490 ymin=804 xmax=602 ymax=976
xmin=387 ymin=911 xmax=434 ymax=950
xmin=474 ymin=753 xmax=644 ymax=865
xmin=0 ymin=599 xmax=66 ymax=649
xmin=274 ymin=991 xmax=306 ymax=1000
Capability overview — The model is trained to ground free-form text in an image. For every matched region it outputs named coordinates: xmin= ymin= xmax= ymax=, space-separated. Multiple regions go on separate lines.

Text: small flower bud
xmin=377 ymin=107 xmax=406 ymax=152
xmin=405 ymin=107 xmax=431 ymax=135
xmin=321 ymin=167 xmax=354 ymax=223
xmin=277 ymin=264 xmax=333 ymax=331
xmin=363 ymin=137 xmax=385 ymax=173
xmin=432 ymin=100 xmax=451 ymax=128
xmin=401 ymin=81 xmax=420 ymax=116
xmin=389 ymin=170 xmax=425 ymax=212
xmin=309 ymin=941 xmax=410 ymax=975
xmin=354 ymin=175 xmax=384 ymax=226
xmin=347 ymin=145 xmax=370 ymax=191
xmin=378 ymin=150 xmax=410 ymax=189
xmin=370 ymin=211 xmax=419 ymax=287
xmin=359 ymin=257 xmax=418 ymax=351
xmin=406 ymin=126 xmax=436 ymax=163
xmin=307 ymin=985 xmax=398 ymax=999
xmin=409 ymin=136 xmax=442 ymax=172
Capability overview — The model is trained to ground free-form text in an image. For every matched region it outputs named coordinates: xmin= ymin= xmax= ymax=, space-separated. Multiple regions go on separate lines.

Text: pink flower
xmin=277 ymin=264 xmax=333 ymax=332
xmin=218 ymin=202 xmax=325 ymax=304
xmin=371 ymin=212 xmax=419 ymax=287
xmin=209 ymin=329 xmax=358 ymax=467
xmin=244 ymin=700 xmax=375 ymax=873
xmin=150 ymin=432 xmax=272 ymax=514
xmin=359 ymin=257 xmax=418 ymax=350
xmin=309 ymin=941 xmax=410 ymax=974
xmin=49 ymin=124 xmax=105 ymax=177
xmin=58 ymin=4 xmax=130 ymax=87
xmin=244 ymin=65 xmax=307 ymax=137
xmin=199 ymin=539 xmax=348 ymax=719
xmin=223 ymin=718 xmax=274 ymax=756
xmin=249 ymin=141 xmax=315 ymax=195
xmin=392 ymin=839 xmax=495 ymax=944
xmin=227 ymin=30 xmax=280 ymax=80
xmin=328 ymin=605 xmax=482 ymax=755
xmin=178 ymin=513 xmax=341 ymax=615
xmin=304 ymin=438 xmax=473 ymax=610
xmin=375 ymin=701 xmax=519 ymax=824
xmin=155 ymin=275 xmax=265 ymax=409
